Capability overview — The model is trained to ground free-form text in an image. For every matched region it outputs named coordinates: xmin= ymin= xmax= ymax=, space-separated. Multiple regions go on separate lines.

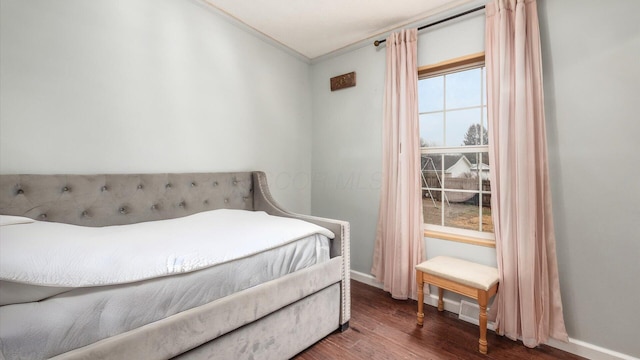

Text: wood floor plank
xmin=294 ymin=280 xmax=585 ymax=360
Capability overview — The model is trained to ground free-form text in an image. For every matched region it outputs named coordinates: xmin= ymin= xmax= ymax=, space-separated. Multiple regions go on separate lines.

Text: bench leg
xmin=416 ymin=270 xmax=424 ymax=327
xmin=437 ymin=288 xmax=444 ymax=312
xmin=478 ymin=291 xmax=488 ymax=354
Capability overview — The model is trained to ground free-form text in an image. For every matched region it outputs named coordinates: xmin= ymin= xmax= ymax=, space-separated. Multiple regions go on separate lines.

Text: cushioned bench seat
xmin=416 ymin=256 xmax=499 ymax=354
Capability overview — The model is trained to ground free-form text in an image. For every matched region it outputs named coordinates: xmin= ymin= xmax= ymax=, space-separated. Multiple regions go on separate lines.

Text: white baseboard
xmin=349 ymin=270 xmax=384 ymax=288
xmin=350 ymin=270 xmax=639 ymax=360
xmin=546 ymin=338 xmax=639 ymax=360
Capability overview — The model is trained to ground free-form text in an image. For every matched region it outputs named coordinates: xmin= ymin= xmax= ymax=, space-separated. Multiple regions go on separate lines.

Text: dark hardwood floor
xmin=294 ymin=280 xmax=585 ymax=360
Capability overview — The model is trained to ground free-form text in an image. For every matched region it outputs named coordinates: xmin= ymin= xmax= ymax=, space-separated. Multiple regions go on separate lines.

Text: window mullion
xmin=478 ymin=152 xmax=483 ymax=232
xmin=478 ymin=68 xmax=484 ymax=232
xmin=422 ymin=145 xmax=488 ymax=154
xmin=419 ymin=104 xmax=484 ymax=116
xmin=441 ymin=75 xmax=447 ymax=226
xmin=480 ymin=67 xmax=486 ymax=146
xmin=440 ymin=154 xmax=445 ymax=227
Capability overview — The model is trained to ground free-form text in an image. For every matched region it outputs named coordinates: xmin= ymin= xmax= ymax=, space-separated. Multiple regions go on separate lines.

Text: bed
xmin=0 ymin=172 xmax=350 ymax=360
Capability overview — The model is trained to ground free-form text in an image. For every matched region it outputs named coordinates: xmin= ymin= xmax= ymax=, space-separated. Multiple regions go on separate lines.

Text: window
xmin=418 ymin=53 xmax=494 ymax=246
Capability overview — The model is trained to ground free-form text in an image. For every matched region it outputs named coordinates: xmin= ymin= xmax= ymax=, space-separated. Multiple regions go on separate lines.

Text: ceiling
xmin=203 ymin=0 xmax=480 ymax=61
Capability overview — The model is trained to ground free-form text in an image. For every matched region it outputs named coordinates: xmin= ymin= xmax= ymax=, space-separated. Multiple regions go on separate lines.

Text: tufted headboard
xmin=0 ymin=172 xmax=255 ymax=227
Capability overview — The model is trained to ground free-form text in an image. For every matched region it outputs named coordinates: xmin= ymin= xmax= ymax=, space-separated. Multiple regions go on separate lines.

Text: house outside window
xmin=418 ymin=53 xmax=494 ymax=245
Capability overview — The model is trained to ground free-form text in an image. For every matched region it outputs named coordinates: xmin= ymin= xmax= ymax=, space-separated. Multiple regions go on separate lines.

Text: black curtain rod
xmin=373 ymin=5 xmax=486 ymax=47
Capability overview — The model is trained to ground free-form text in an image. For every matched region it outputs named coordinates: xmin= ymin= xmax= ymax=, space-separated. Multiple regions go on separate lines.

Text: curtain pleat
xmin=485 ymin=0 xmax=569 ymax=347
xmin=371 ymin=29 xmax=424 ymax=300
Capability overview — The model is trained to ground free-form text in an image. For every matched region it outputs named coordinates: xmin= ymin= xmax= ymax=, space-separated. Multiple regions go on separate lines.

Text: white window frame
xmin=418 ymin=53 xmax=495 ymax=247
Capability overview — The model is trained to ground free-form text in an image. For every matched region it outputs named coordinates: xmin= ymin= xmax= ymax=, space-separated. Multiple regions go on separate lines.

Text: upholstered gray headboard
xmin=0 ymin=172 xmax=254 ymax=227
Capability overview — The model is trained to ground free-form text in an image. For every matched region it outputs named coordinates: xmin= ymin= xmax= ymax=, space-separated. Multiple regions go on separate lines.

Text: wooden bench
xmin=416 ymin=256 xmax=499 ymax=354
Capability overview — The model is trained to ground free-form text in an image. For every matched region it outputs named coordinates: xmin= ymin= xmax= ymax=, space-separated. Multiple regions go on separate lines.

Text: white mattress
xmin=0 ymin=211 xmax=332 ymax=360
xmin=0 ymin=210 xmax=334 ymax=288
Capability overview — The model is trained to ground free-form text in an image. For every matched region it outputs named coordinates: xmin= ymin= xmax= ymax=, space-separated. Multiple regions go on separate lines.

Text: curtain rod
xmin=373 ymin=5 xmax=486 ymax=47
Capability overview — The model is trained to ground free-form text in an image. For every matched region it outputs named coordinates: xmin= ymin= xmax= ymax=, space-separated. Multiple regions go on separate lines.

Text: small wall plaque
xmin=330 ymin=72 xmax=356 ymax=91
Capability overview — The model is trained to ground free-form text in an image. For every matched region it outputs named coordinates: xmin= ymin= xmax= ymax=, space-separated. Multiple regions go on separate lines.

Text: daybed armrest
xmin=252 ymin=171 xmax=350 ymax=326
xmin=252 ymin=172 xmax=349 ymax=259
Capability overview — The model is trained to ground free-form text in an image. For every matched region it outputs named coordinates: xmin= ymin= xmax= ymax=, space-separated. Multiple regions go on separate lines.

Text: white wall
xmin=312 ymin=1 xmax=640 ymax=358
xmin=0 ymin=0 xmax=313 ymax=213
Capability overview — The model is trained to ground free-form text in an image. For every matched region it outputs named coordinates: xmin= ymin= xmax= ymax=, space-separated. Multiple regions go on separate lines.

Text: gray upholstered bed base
xmin=176 ymin=284 xmax=341 ymax=360
xmin=0 ymin=172 xmax=350 ymax=360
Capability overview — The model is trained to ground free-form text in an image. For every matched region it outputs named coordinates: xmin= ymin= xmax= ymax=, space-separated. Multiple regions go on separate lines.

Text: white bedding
xmin=0 ymin=215 xmax=35 ymax=226
xmin=1 ymin=234 xmax=330 ymax=360
xmin=0 ymin=209 xmax=334 ymax=288
xmin=0 ymin=210 xmax=333 ymax=359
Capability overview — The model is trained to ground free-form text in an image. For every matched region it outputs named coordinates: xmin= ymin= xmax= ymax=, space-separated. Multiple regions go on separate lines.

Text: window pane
xmin=468 ymin=152 xmax=490 ymax=182
xmin=419 ymin=113 xmax=443 ymax=147
xmin=423 ymin=152 xmax=476 ymax=188
xmin=456 ymin=122 xmax=488 ymax=146
xmin=421 ymin=155 xmax=444 ymax=191
xmin=446 ymin=108 xmax=482 ymax=146
xmin=482 ymin=194 xmax=493 ymax=233
xmin=444 ymin=177 xmax=479 ymax=191
xmin=419 ymin=76 xmax=443 ymax=113
xmin=482 ymin=172 xmax=491 ymax=192
xmin=482 ymin=67 xmax=487 ymax=106
xmin=482 ymin=107 xmax=488 ymax=145
xmin=469 ymin=152 xmax=490 ymax=180
xmin=467 ymin=152 xmax=479 ymax=165
xmin=422 ymin=190 xmax=442 ymax=225
xmin=445 ymin=68 xmax=482 ymax=109
xmin=443 ymin=192 xmax=481 ymax=231
xmin=421 ymin=153 xmax=444 ymax=176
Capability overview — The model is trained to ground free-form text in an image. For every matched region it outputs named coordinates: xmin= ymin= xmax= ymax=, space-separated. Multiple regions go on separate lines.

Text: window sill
xmin=423 ymin=229 xmax=496 ymax=248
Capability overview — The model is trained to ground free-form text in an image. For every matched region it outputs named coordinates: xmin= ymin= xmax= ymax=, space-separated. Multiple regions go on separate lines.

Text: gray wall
xmin=0 ymin=0 xmax=313 ymax=213
xmin=311 ymin=0 xmax=640 ymax=357
xmin=539 ymin=0 xmax=640 ymax=357
xmin=310 ymin=43 xmax=385 ymax=274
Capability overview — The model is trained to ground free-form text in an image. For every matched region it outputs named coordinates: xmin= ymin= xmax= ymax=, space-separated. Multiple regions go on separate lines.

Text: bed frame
xmin=0 ymin=171 xmax=350 ymax=360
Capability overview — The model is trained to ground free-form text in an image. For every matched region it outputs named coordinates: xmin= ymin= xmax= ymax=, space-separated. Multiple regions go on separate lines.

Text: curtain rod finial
xmin=374 ymin=40 xmax=381 ymax=47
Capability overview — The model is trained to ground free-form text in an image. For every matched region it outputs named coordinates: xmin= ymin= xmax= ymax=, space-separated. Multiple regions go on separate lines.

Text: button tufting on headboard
xmin=0 ymin=172 xmax=255 ymax=226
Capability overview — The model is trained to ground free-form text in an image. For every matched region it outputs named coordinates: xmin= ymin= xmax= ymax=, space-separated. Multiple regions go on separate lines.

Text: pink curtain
xmin=485 ymin=0 xmax=569 ymax=347
xmin=371 ymin=29 xmax=424 ymax=300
